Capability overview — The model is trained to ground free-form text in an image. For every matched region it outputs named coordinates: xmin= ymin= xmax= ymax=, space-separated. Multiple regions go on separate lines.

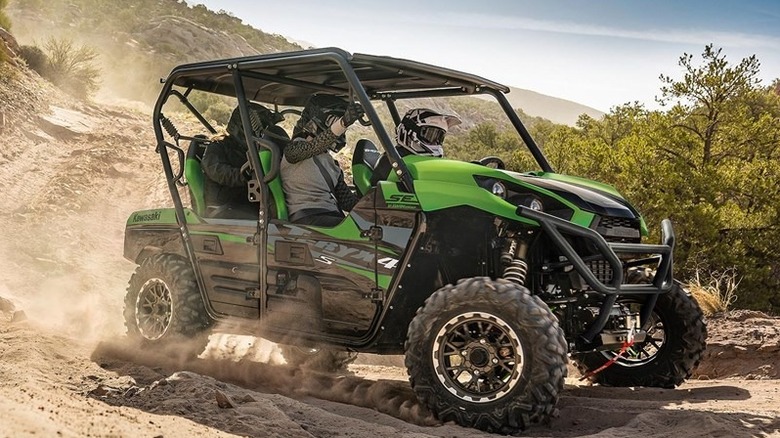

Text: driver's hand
xmin=341 ymin=102 xmax=364 ymax=127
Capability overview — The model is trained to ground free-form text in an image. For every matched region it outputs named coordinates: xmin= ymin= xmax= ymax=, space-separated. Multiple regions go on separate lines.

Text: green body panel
xmin=185 ymin=158 xmax=206 ymax=216
xmin=310 ymin=215 xmax=369 ymax=241
xmin=384 ymin=156 xmax=597 ymax=228
xmin=377 ymin=182 xmax=421 ymax=209
xmin=532 ymin=172 xmax=623 ymax=198
xmin=352 ymin=163 xmax=373 ymax=196
xmin=126 ymin=208 xmax=202 ymax=226
xmin=532 ymin=172 xmax=648 ymax=236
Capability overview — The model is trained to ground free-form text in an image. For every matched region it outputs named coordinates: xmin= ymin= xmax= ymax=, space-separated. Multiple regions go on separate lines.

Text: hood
xmin=504 ymin=171 xmax=640 ymax=219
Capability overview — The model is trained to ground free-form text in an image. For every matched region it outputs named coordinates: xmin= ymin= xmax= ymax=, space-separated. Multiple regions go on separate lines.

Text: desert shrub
xmin=687 ymin=268 xmax=740 ymax=316
xmin=187 ymin=91 xmax=234 ymax=126
xmin=0 ymin=0 xmax=11 ymax=31
xmin=19 ymin=45 xmax=48 ymax=74
xmin=42 ymin=37 xmax=100 ymax=99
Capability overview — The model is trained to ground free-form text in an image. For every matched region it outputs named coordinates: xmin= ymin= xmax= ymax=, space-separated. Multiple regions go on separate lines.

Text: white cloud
xmin=431 ymin=13 xmax=780 ymax=49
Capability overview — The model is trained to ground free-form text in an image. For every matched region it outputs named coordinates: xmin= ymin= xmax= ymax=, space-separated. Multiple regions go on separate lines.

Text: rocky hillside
xmin=6 ymin=0 xmax=301 ymax=103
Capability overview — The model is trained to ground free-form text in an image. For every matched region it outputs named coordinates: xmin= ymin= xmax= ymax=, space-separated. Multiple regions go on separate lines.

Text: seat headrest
xmin=353 ymin=138 xmax=381 ymax=169
xmin=262 ymin=125 xmax=291 ymax=150
xmin=187 ymin=134 xmax=209 ymax=160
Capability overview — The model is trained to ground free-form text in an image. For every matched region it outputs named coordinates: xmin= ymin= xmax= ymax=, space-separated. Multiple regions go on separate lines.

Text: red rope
xmin=579 ymin=339 xmax=635 ymax=381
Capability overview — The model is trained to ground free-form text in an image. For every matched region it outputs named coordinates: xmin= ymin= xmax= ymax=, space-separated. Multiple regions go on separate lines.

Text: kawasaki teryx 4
xmin=123 ymin=48 xmax=706 ymax=434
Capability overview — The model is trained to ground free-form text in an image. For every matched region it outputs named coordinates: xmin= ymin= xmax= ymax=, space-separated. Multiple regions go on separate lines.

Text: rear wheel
xmin=574 ymin=282 xmax=707 ymax=388
xmin=405 ymin=277 xmax=567 ymax=434
xmin=124 ymin=254 xmax=212 ymax=356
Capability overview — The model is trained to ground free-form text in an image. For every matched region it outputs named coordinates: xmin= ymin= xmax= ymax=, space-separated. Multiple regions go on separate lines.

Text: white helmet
xmin=396 ymin=108 xmax=461 ymax=157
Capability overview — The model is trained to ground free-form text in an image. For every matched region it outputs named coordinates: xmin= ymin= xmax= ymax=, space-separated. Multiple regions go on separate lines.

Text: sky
xmin=189 ymin=0 xmax=780 ymax=112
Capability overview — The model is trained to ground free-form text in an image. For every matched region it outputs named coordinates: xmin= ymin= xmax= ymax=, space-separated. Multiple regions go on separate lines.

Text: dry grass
xmin=687 ymin=268 xmax=740 ymax=316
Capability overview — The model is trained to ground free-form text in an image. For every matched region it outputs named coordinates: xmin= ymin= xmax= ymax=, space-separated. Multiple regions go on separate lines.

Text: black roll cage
xmin=146 ymin=47 xmax=678 ymax=349
xmin=149 ymin=47 xmax=553 ymax=325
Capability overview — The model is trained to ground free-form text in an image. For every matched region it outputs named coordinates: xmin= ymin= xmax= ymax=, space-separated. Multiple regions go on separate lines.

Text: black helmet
xmin=226 ymin=102 xmax=283 ymax=144
xmin=294 ymin=94 xmax=349 ymax=150
xmin=396 ymin=108 xmax=461 ymax=157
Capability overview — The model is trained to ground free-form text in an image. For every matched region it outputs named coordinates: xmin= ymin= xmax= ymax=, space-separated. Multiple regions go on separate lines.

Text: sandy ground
xmin=1 ymin=69 xmax=779 ymax=438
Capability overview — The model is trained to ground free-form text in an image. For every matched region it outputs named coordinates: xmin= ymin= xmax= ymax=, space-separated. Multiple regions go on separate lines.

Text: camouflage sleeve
xmin=284 ymin=131 xmax=339 ymax=164
xmin=334 ymin=172 xmax=359 ymax=212
xmin=201 ymin=145 xmax=246 ymax=187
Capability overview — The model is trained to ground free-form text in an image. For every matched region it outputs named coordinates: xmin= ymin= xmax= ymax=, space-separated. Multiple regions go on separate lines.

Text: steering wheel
xmin=475 ymin=156 xmax=506 ymax=170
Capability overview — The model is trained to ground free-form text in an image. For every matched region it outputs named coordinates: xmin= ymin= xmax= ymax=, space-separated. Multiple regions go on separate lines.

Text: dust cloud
xmin=91 ymin=334 xmax=439 ymax=428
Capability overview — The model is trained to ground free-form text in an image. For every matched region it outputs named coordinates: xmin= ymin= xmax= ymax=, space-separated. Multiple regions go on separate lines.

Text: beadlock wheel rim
xmin=432 ymin=312 xmax=524 ymax=403
xmin=135 ymin=278 xmax=173 ymax=341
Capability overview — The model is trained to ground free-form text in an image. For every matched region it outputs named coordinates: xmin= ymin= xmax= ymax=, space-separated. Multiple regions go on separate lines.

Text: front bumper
xmin=517 ymin=206 xmax=675 ymax=344
xmin=517 ymin=206 xmax=674 ymax=295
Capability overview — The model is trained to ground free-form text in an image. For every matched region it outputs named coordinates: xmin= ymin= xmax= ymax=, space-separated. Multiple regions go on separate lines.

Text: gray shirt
xmin=281 ymin=150 xmax=343 ymax=221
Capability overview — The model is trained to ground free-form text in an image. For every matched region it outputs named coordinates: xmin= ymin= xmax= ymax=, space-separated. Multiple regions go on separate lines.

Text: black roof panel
xmin=167 ymin=47 xmax=509 ymax=106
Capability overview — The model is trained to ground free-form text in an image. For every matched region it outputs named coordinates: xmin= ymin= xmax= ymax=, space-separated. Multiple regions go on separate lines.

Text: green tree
xmin=657 ymin=44 xmax=762 ymax=167
xmin=509 ymin=46 xmax=780 ymax=311
xmin=652 ymin=45 xmax=780 ymax=310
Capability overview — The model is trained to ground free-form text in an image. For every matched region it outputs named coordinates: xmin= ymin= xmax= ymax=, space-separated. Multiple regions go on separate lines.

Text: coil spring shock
xmin=160 ymin=113 xmax=180 ymax=140
xmin=500 ymin=239 xmax=517 ymax=265
xmin=502 ymin=237 xmax=529 ymax=286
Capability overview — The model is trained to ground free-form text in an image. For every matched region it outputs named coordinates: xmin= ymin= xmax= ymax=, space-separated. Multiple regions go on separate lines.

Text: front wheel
xmin=124 ymin=254 xmax=212 ymax=355
xmin=574 ymin=282 xmax=707 ymax=388
xmin=405 ymin=277 xmax=567 ymax=434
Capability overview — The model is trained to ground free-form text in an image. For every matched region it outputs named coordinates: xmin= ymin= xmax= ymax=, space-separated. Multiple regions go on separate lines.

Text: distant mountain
xmin=479 ymin=86 xmax=604 ymax=126
xmin=7 ymin=0 xmax=601 ymax=126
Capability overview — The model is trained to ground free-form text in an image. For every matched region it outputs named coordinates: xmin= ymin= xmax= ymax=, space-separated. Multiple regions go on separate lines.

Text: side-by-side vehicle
xmin=123 ymin=48 xmax=706 ymax=434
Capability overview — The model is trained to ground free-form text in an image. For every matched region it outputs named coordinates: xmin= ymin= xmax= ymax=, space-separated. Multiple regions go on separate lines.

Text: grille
xmin=586 ymin=260 xmax=614 ymax=284
xmin=594 ymin=216 xmax=641 ymax=242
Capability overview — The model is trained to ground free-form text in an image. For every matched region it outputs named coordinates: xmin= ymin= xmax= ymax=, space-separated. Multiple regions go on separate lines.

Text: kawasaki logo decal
xmin=131 ymin=211 xmax=162 ymax=222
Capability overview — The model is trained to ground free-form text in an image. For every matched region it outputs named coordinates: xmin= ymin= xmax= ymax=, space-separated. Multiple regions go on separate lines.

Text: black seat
xmin=351 ymin=139 xmax=381 ymax=195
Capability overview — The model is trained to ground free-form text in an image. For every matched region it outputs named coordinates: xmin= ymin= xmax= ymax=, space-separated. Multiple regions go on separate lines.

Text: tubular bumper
xmin=517 ymin=206 xmax=674 ymax=345
xmin=517 ymin=206 xmax=675 ymax=295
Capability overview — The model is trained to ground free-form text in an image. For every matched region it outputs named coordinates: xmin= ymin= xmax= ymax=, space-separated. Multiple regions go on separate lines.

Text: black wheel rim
xmin=601 ymin=304 xmax=665 ymax=367
xmin=135 ymin=278 xmax=173 ymax=341
xmin=432 ymin=312 xmax=523 ymax=403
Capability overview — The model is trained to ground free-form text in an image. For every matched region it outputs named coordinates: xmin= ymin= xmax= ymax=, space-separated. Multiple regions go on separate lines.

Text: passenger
xmin=201 ymin=102 xmax=283 ymax=219
xmin=281 ymin=94 xmax=364 ymax=226
xmin=371 ymin=108 xmax=461 ymax=185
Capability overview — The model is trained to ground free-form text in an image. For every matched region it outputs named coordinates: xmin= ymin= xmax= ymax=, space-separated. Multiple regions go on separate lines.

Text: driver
xmin=201 ymin=102 xmax=283 ymax=218
xmin=281 ymin=94 xmax=365 ymax=226
xmin=371 ymin=108 xmax=461 ymax=185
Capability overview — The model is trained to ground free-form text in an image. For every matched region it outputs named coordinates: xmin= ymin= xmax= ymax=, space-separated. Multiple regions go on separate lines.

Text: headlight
xmin=513 ymin=194 xmax=544 ymax=212
xmin=528 ymin=197 xmax=543 ymax=211
xmin=491 ymin=181 xmax=506 ymax=199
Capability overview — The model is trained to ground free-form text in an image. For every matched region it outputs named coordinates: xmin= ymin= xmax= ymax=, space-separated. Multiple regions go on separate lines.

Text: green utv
xmin=123 ymin=48 xmax=706 ymax=434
